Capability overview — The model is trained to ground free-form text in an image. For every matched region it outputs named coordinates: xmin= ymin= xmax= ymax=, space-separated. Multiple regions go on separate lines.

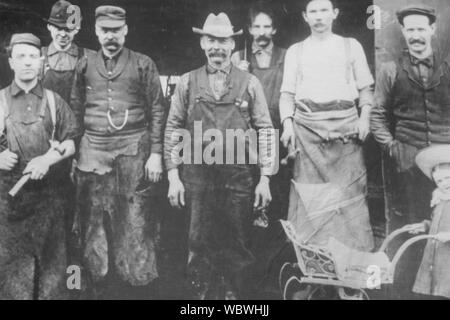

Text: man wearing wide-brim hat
xmin=165 ymin=12 xmax=275 ymax=299
xmin=71 ymin=5 xmax=166 ymax=299
xmin=370 ymin=3 xmax=450 ymax=298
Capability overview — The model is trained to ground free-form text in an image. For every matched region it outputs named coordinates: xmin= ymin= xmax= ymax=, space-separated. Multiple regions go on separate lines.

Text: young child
xmin=404 ymin=144 xmax=450 ymax=299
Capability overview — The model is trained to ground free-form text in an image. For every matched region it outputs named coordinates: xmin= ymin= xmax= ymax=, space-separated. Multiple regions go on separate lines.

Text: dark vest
xmin=392 ymin=52 xmax=450 ymax=148
xmin=83 ymin=48 xmax=147 ymax=136
xmin=239 ymin=45 xmax=286 ymax=129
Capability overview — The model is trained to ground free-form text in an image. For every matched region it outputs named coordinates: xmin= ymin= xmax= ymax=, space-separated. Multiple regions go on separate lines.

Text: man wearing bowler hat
xmin=43 ymin=0 xmax=93 ymax=268
xmin=71 ymin=6 xmax=166 ymax=298
xmin=43 ymin=0 xmax=90 ymax=103
xmin=165 ymin=12 xmax=275 ymax=299
xmin=371 ymin=5 xmax=450 ymax=298
xmin=0 ymin=33 xmax=81 ymax=299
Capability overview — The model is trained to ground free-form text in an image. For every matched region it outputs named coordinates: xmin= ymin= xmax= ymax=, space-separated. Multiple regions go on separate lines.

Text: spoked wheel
xmin=337 ymin=287 xmax=370 ymax=300
xmin=305 ymin=285 xmax=340 ymax=300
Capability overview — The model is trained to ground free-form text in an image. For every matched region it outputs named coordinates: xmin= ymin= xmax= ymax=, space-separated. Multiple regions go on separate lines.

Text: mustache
xmin=208 ymin=51 xmax=227 ymax=58
xmin=255 ymin=35 xmax=270 ymax=42
xmin=104 ymin=40 xmax=119 ymax=47
xmin=409 ymin=39 xmax=426 ymax=45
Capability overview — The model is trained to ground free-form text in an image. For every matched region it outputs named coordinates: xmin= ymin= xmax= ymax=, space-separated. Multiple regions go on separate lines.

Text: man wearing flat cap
xmin=70 ymin=5 xmax=166 ymax=298
xmin=371 ymin=4 xmax=450 ymax=298
xmin=0 ymin=33 xmax=81 ymax=299
xmin=165 ymin=12 xmax=275 ymax=299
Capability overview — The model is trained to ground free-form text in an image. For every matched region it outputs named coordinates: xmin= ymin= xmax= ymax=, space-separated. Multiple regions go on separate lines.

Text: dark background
xmin=0 ymin=0 xmax=374 ymax=75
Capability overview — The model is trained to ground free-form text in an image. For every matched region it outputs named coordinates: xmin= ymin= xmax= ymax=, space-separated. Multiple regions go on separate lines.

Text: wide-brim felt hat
xmin=415 ymin=144 xmax=450 ymax=179
xmin=193 ymin=12 xmax=243 ymax=38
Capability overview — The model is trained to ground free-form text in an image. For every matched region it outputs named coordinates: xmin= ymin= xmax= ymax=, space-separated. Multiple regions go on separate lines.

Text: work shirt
xmin=280 ymin=35 xmax=374 ymax=123
xmin=0 ymin=81 xmax=81 ymax=173
xmin=45 ymin=42 xmax=80 ymax=71
xmin=164 ymin=63 xmax=274 ymax=175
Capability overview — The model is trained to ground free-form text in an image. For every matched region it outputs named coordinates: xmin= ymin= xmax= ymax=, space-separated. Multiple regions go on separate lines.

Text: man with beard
xmin=164 ymin=13 xmax=275 ymax=299
xmin=371 ymin=5 xmax=450 ymax=298
xmin=280 ymin=0 xmax=375 ymax=257
xmin=0 ymin=33 xmax=80 ymax=299
xmin=231 ymin=2 xmax=290 ymax=298
xmin=70 ymin=6 xmax=166 ymax=298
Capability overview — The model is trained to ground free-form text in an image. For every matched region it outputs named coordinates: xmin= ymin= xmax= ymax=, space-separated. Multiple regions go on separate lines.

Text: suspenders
xmin=0 ymin=88 xmax=57 ymax=141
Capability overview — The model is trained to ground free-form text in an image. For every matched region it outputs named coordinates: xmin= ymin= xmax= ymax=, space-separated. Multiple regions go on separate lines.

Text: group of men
xmin=0 ymin=0 xmax=448 ymax=300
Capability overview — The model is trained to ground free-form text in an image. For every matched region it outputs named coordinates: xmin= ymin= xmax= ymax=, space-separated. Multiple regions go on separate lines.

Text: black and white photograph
xmin=0 ymin=0 xmax=449 ymax=306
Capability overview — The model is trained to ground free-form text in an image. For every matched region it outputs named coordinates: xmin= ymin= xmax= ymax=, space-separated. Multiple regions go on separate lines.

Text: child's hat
xmin=415 ymin=144 xmax=450 ymax=179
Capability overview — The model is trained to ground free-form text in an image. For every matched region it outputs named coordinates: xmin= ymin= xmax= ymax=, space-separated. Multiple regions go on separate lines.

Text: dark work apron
xmin=42 ymin=46 xmax=84 ymax=104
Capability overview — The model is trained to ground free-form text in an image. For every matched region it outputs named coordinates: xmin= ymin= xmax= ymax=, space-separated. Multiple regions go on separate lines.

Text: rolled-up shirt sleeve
xmin=164 ymin=73 xmax=189 ymax=170
xmin=370 ymin=61 xmax=397 ymax=150
xmin=247 ymin=75 xmax=276 ymax=176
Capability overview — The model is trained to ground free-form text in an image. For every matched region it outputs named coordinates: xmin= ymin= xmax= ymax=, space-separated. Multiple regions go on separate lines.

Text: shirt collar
xmin=47 ymin=42 xmax=79 ymax=57
xmin=206 ymin=62 xmax=232 ymax=74
xmin=410 ymin=52 xmax=434 ymax=68
xmin=10 ymin=81 xmax=43 ymax=98
xmin=252 ymin=41 xmax=273 ymax=55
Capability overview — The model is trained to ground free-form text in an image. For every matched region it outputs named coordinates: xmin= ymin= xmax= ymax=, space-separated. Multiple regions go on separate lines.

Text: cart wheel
xmin=306 ymin=285 xmax=340 ymax=300
xmin=279 ymin=262 xmax=301 ymax=293
xmin=282 ymin=276 xmax=313 ymax=300
xmin=337 ymin=287 xmax=370 ymax=300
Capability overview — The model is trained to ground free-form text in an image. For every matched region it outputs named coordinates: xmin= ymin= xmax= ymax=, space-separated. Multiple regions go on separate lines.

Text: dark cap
xmin=47 ymin=0 xmax=80 ymax=30
xmin=95 ymin=5 xmax=126 ymax=28
xmin=396 ymin=5 xmax=436 ymax=25
xmin=10 ymin=33 xmax=41 ymax=49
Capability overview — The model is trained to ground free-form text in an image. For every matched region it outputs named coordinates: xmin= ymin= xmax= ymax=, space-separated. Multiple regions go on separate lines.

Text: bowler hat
xmin=193 ymin=12 xmax=243 ymax=38
xmin=47 ymin=0 xmax=80 ymax=30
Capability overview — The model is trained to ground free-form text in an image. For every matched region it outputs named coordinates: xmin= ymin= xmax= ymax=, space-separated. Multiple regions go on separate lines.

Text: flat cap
xmin=10 ymin=33 xmax=41 ymax=49
xmin=397 ymin=5 xmax=436 ymax=24
xmin=95 ymin=5 xmax=126 ymax=28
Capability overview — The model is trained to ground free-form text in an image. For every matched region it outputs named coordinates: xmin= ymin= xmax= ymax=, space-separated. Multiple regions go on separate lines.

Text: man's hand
xmin=145 ymin=153 xmax=163 ymax=182
xmin=254 ymin=176 xmax=272 ymax=210
xmin=280 ymin=118 xmax=295 ymax=149
xmin=236 ymin=60 xmax=250 ymax=72
xmin=167 ymin=169 xmax=185 ymax=209
xmin=23 ymin=155 xmax=51 ymax=180
xmin=0 ymin=149 xmax=18 ymax=171
xmin=404 ymin=222 xmax=428 ymax=235
xmin=357 ymin=105 xmax=371 ymax=141
xmin=434 ymin=232 xmax=450 ymax=243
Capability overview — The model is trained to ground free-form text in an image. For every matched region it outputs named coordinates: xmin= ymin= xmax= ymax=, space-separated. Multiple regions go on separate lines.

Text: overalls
xmin=181 ymin=66 xmax=256 ymax=298
xmin=0 ymin=88 xmax=67 ymax=299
